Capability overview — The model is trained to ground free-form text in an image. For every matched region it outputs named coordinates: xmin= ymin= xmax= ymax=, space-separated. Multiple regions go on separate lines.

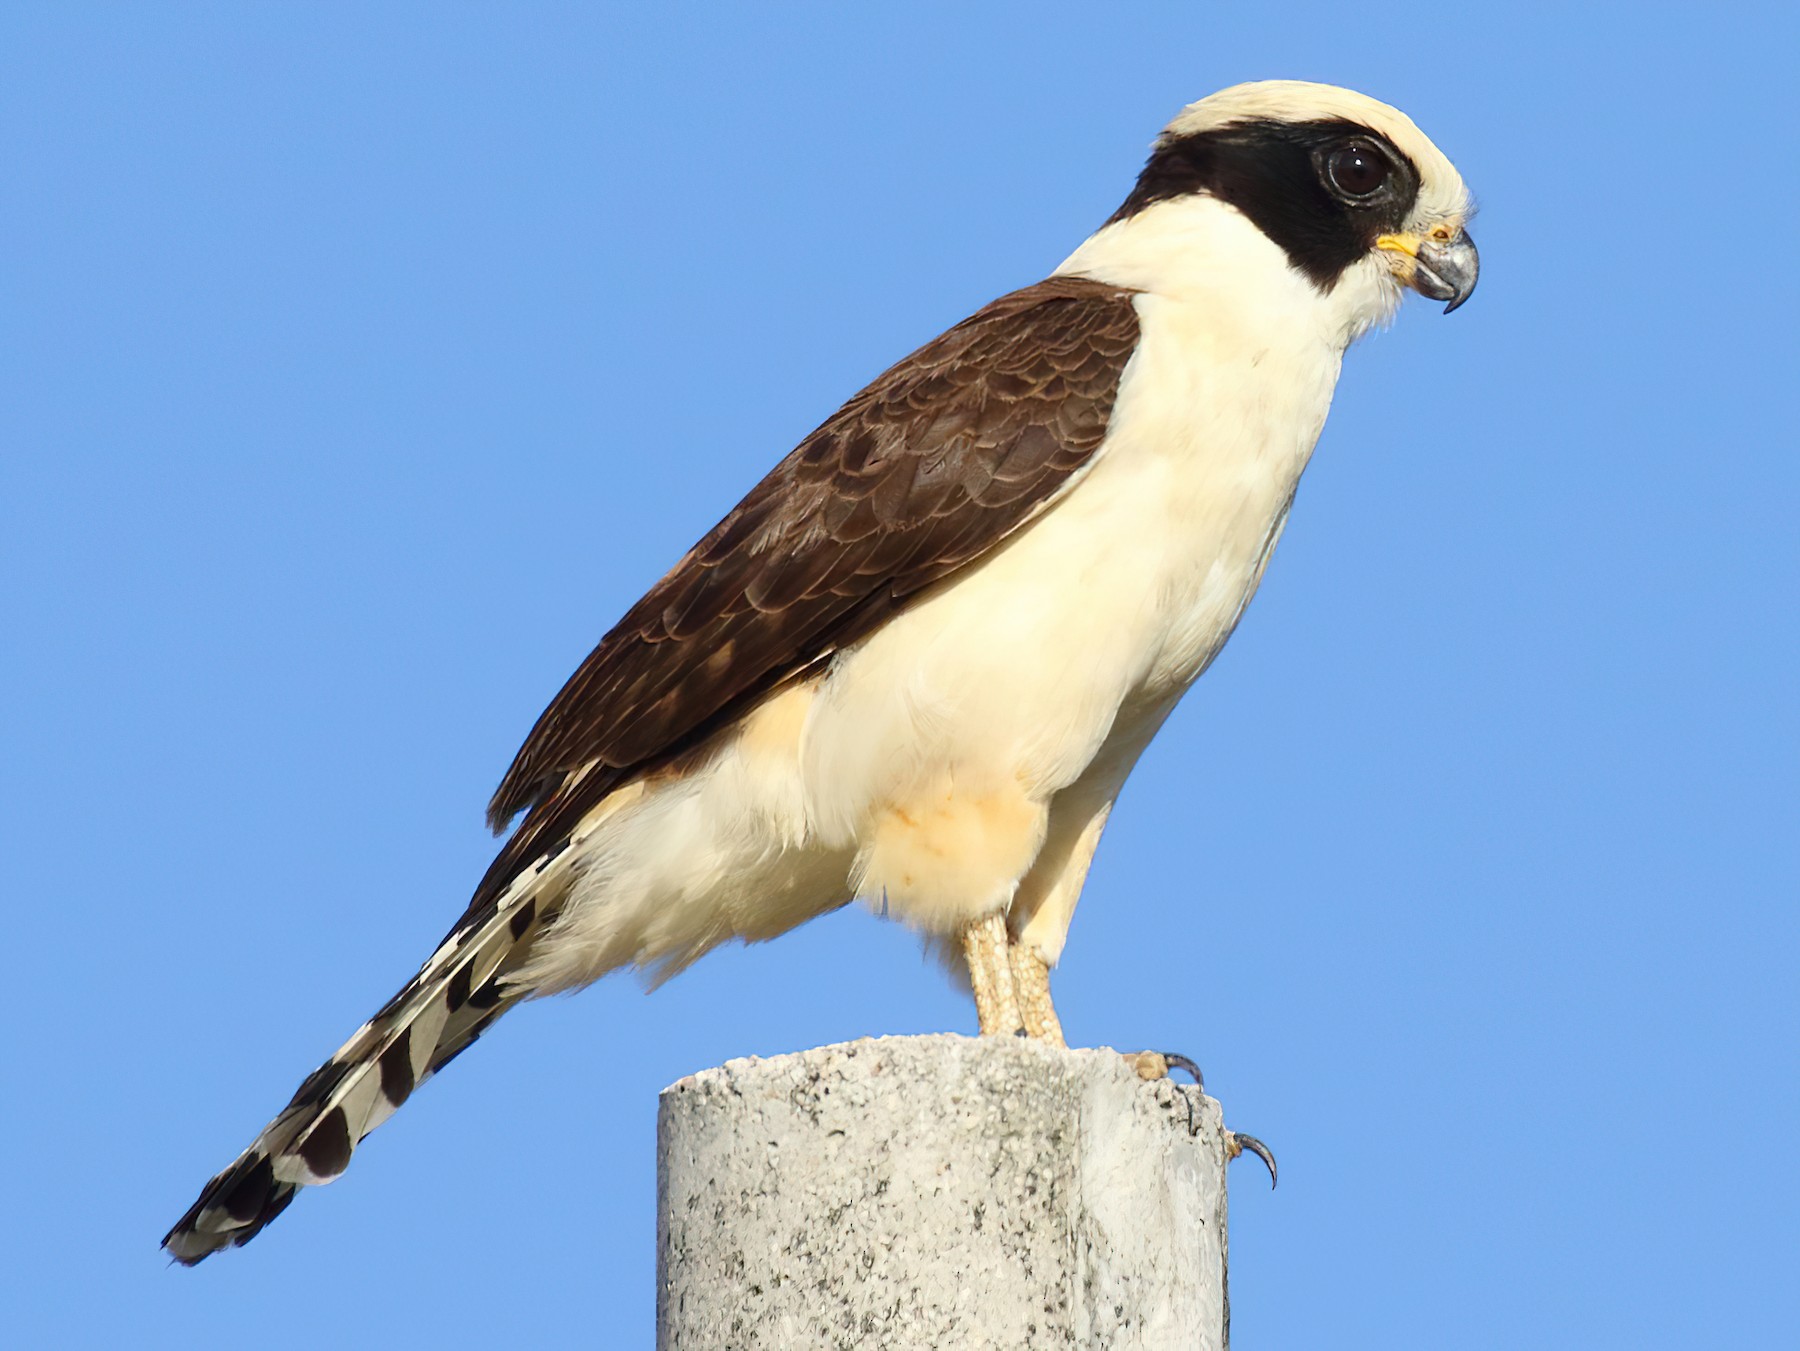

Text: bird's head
xmin=1063 ymin=80 xmax=1477 ymax=343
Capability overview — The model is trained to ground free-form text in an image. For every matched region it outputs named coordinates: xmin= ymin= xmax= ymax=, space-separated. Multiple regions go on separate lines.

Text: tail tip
xmin=162 ymin=1152 xmax=297 ymax=1266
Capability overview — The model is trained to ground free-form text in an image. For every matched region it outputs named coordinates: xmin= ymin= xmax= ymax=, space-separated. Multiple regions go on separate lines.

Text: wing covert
xmin=469 ymin=275 xmax=1140 ymax=916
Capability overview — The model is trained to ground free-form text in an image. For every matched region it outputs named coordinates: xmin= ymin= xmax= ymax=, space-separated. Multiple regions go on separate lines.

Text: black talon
xmin=1230 ymin=1132 xmax=1279 ymax=1189
xmin=1142 ymin=1052 xmax=1277 ymax=1180
xmin=1146 ymin=1052 xmax=1206 ymax=1135
xmin=1157 ymin=1052 xmax=1205 ymax=1090
xmin=1174 ymin=1090 xmax=1198 ymax=1135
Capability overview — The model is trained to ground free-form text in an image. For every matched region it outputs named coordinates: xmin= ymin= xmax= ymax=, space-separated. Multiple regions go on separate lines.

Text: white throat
xmin=1054 ymin=195 xmax=1404 ymax=351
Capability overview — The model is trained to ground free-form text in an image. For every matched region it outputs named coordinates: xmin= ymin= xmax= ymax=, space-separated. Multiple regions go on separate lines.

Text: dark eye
xmin=1326 ymin=143 xmax=1389 ymax=199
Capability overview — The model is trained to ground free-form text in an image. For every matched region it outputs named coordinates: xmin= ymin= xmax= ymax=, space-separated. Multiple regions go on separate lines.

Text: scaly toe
xmin=1124 ymin=1049 xmax=1210 ymax=1133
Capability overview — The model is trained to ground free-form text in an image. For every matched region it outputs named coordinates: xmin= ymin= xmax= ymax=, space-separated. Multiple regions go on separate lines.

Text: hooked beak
xmin=1376 ymin=228 xmax=1480 ymax=313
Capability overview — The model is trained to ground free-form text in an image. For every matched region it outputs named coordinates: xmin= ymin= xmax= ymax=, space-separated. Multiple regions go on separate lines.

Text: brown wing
xmin=461 ymin=275 xmax=1140 ymax=924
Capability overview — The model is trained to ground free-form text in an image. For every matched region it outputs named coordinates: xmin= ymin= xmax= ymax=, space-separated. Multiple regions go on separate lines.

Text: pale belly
xmin=807 ymin=396 xmax=1306 ymax=931
xmin=516 ymin=292 xmax=1338 ymax=994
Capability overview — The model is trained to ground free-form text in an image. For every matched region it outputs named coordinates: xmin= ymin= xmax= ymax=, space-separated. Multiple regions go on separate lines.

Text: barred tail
xmin=162 ymin=874 xmax=556 ymax=1264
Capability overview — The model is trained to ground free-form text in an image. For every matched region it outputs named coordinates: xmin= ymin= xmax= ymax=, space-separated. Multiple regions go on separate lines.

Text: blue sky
xmin=4 ymin=4 xmax=1795 ymax=1346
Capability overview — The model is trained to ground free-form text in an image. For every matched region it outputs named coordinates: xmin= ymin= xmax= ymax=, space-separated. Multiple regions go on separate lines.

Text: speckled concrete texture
xmin=657 ymin=1034 xmax=1229 ymax=1350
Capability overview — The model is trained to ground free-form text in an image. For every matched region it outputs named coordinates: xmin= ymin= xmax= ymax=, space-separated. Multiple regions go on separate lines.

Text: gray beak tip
xmin=1414 ymin=230 xmax=1479 ymax=314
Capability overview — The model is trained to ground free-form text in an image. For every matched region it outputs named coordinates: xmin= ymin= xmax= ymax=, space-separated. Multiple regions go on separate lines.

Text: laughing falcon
xmin=166 ymin=80 xmax=1478 ymax=1262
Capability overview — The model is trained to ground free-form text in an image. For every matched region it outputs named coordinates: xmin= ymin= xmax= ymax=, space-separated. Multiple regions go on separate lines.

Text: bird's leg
xmin=1008 ymin=943 xmax=1066 ymax=1047
xmin=961 ymin=911 xmax=1024 ymax=1036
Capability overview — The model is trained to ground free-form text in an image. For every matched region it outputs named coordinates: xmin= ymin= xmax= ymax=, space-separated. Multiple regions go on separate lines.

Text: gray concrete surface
xmin=657 ymin=1034 xmax=1231 ymax=1350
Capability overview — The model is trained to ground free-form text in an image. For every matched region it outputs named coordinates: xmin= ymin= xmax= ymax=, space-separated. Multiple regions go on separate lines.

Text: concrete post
xmin=656 ymin=1034 xmax=1231 ymax=1350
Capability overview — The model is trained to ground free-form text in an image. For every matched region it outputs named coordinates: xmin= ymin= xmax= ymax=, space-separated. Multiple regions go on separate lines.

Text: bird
xmin=164 ymin=79 xmax=1477 ymax=1263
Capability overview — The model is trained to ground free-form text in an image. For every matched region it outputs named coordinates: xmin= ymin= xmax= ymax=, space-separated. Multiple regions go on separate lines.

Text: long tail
xmin=162 ymin=868 xmax=559 ymax=1264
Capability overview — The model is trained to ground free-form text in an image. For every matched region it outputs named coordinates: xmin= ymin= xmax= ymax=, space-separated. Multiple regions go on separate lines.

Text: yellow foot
xmin=1124 ymin=1049 xmax=1203 ymax=1085
xmin=960 ymin=911 xmax=1023 ymax=1037
xmin=1008 ymin=944 xmax=1066 ymax=1047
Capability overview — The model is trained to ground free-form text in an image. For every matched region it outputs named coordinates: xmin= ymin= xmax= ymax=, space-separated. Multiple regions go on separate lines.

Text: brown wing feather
xmin=459 ymin=276 xmax=1140 ymax=930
